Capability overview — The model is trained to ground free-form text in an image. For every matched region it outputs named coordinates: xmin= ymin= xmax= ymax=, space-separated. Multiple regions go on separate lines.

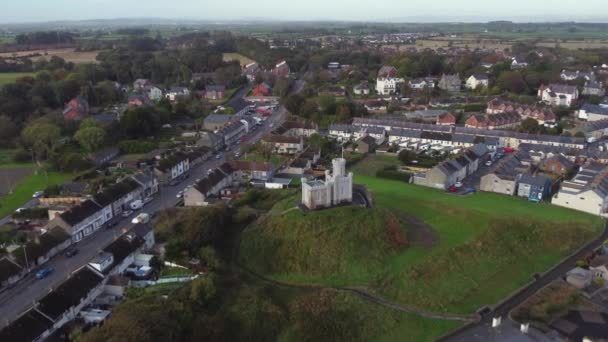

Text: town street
xmin=0 ymin=105 xmax=287 ymax=326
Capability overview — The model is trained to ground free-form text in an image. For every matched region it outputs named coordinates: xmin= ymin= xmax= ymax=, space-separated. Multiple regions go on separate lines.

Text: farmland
xmin=222 ymin=52 xmax=255 ymax=67
xmin=239 ymin=175 xmax=602 ymax=339
xmin=0 ymin=48 xmax=100 ymax=64
xmin=0 ymin=72 xmax=36 ymax=86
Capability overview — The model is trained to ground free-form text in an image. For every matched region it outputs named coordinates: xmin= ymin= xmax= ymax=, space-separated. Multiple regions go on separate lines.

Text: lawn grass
xmin=0 ymin=72 xmax=35 ymax=86
xmin=0 ymin=171 xmax=73 ymax=218
xmin=159 ymin=266 xmax=194 ymax=278
xmin=350 ymin=154 xmax=401 ymax=177
xmin=240 ymin=175 xmax=602 ymax=317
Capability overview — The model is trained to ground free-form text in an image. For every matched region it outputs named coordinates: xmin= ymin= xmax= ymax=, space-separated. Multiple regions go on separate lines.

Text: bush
xmin=118 ymin=140 xmax=157 ymax=154
xmin=53 ymin=153 xmax=93 ymax=172
xmin=376 ymin=169 xmax=411 ymax=183
xmin=12 ymin=207 xmax=48 ymax=220
xmin=12 ymin=149 xmax=31 ymax=163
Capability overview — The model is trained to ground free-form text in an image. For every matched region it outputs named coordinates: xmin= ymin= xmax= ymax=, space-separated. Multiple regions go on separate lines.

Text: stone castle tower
xmin=301 ymin=158 xmax=353 ymax=210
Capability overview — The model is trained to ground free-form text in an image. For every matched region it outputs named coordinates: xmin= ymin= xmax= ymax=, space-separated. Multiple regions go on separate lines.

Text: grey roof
xmin=204 ymin=114 xmax=234 ymax=125
xmin=389 ymin=128 xmax=421 ymax=139
xmin=582 ymin=120 xmax=608 ymax=133
xmin=581 ymin=103 xmax=608 ymax=116
xmin=60 ymin=200 xmax=102 ymax=226
xmin=329 ymin=124 xmax=355 ymax=133
xmin=206 ymin=85 xmax=226 ymax=92
xmin=518 ymin=174 xmax=550 ymax=187
xmin=547 ymin=84 xmax=578 ymax=95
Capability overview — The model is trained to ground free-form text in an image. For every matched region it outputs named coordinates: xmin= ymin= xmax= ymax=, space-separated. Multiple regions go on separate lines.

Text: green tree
xmin=190 ymin=274 xmax=217 ymax=303
xmin=21 ymin=122 xmax=61 ymax=160
xmin=496 ymin=71 xmax=528 ymax=94
xmin=519 ymin=118 xmax=540 ymax=133
xmin=0 ymin=115 xmax=18 ymax=147
xmin=74 ymin=126 xmax=106 ymax=152
xmin=198 ymin=246 xmax=223 ymax=271
xmin=398 ymin=149 xmax=417 ymax=164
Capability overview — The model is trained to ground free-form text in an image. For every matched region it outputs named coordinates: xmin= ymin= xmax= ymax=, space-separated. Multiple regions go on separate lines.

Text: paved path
xmin=0 ymin=105 xmax=287 ymax=326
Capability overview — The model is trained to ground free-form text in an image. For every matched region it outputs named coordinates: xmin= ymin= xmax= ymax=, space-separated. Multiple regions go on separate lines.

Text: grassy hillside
xmin=240 ymin=176 xmax=603 ymax=317
xmin=241 ymin=204 xmax=407 ymax=285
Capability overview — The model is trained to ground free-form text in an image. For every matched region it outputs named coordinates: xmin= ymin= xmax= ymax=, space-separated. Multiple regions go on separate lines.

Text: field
xmin=0 ymin=72 xmax=36 ymax=86
xmin=0 ymin=170 xmax=73 ymax=218
xmin=222 ymin=52 xmax=255 ymax=67
xmin=0 ymin=48 xmax=100 ymax=64
xmin=240 ymin=175 xmax=602 ymax=339
xmin=416 ymin=35 xmax=608 ymax=51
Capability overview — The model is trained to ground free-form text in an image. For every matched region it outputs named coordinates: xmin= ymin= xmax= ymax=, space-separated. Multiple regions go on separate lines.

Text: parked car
xmin=122 ymin=209 xmax=134 ymax=218
xmin=65 ymin=248 xmax=79 ymax=258
xmin=32 ymin=191 xmax=44 ymax=198
xmin=216 ymin=154 xmax=222 ymax=160
xmin=131 ymin=212 xmax=150 ymax=225
xmin=176 ymin=191 xmax=184 ymax=199
xmin=36 ymin=267 xmax=54 ymax=280
xmin=485 ymin=160 xmax=493 ymax=166
xmin=454 ymin=181 xmax=463 ymax=188
xmin=14 ymin=207 xmax=27 ymax=213
xmin=447 ymin=186 xmax=458 ymax=193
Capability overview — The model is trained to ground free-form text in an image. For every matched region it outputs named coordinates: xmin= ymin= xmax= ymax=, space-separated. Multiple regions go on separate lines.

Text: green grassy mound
xmin=240 ymin=203 xmax=408 ymax=285
xmin=240 ymin=176 xmax=602 ymax=315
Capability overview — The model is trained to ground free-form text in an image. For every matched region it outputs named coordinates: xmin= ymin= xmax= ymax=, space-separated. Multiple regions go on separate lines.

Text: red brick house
xmin=465 ymin=112 xmax=520 ymax=130
xmin=486 ymin=98 xmax=556 ymax=124
xmin=252 ymin=83 xmax=272 ymax=97
xmin=540 ymin=155 xmax=575 ymax=175
xmin=436 ymin=112 xmax=457 ymax=126
xmin=205 ymin=85 xmax=226 ymax=100
xmin=63 ymin=97 xmax=89 ymax=120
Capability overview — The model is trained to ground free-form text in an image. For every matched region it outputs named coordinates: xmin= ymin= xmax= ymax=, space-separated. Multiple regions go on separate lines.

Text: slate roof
xmin=193 ymin=169 xmax=229 ymax=195
xmin=518 ymin=173 xmax=550 ymax=187
xmin=0 ymin=258 xmax=22 ymax=284
xmin=102 ymin=233 xmax=144 ymax=273
xmin=59 ymin=200 xmax=102 ymax=226
xmin=0 ymin=309 xmax=53 ymax=342
xmin=36 ymin=267 xmax=104 ymax=320
xmin=93 ymin=178 xmax=141 ymax=207
xmin=204 ymin=114 xmax=235 ymax=125
xmin=206 ymin=85 xmax=226 ymax=92
xmin=581 ymin=103 xmax=608 ymax=116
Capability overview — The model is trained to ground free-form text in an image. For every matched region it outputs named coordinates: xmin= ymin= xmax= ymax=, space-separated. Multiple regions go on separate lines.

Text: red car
xmin=503 ymin=147 xmax=515 ymax=153
xmin=447 ymin=186 xmax=458 ymax=193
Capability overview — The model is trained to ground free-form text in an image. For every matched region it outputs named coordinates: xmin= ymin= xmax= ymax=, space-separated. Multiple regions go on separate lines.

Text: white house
xmin=145 ymin=86 xmax=163 ymax=101
xmin=538 ymin=84 xmax=579 ymax=107
xmin=376 ymin=77 xmax=405 ymax=95
xmin=165 ymin=86 xmax=190 ymax=101
xmin=409 ymin=78 xmax=435 ymax=90
xmin=466 ymin=74 xmax=489 ymax=89
xmin=552 ymin=162 xmax=608 ymax=216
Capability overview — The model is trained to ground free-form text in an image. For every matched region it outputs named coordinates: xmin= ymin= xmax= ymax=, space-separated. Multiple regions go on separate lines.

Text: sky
xmin=1 ymin=0 xmax=607 ymax=23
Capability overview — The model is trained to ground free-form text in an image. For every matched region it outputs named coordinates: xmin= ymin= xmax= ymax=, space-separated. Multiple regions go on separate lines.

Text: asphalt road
xmin=0 ymin=105 xmax=287 ymax=326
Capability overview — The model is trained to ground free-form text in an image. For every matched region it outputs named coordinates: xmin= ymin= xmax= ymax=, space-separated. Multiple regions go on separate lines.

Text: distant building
xmin=301 ymin=158 xmax=353 ymax=210
xmin=516 ymin=174 xmax=552 ymax=202
xmin=353 ymin=81 xmax=370 ymax=95
xmin=376 ymin=77 xmax=404 ymax=95
xmin=465 ymin=74 xmax=489 ymax=89
xmin=144 ymin=85 xmax=163 ymax=101
xmin=203 ymin=114 xmax=236 ymax=131
xmin=577 ymin=103 xmax=608 ymax=121
xmin=252 ymin=83 xmax=272 ymax=97
xmin=242 ymin=62 xmax=261 ymax=82
xmin=582 ymin=80 xmax=606 ymax=97
xmin=63 ymin=97 xmax=89 ymax=121
xmin=165 ymin=86 xmax=190 ymax=102
xmin=436 ymin=112 xmax=457 ymax=126
xmin=272 ymin=60 xmax=290 ymax=78
xmin=205 ymin=85 xmax=226 ymax=100
xmin=538 ymin=84 xmax=579 ymax=107
xmin=438 ymin=74 xmax=461 ymax=92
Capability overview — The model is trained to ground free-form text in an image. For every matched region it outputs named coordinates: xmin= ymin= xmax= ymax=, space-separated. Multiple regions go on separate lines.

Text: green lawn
xmin=0 ymin=72 xmax=35 ymax=86
xmin=241 ymin=175 xmax=602 ymax=318
xmin=0 ymin=171 xmax=73 ymax=218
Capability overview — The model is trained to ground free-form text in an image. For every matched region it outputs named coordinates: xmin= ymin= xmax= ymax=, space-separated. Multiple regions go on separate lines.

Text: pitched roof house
xmin=63 ymin=97 xmax=89 ymax=121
